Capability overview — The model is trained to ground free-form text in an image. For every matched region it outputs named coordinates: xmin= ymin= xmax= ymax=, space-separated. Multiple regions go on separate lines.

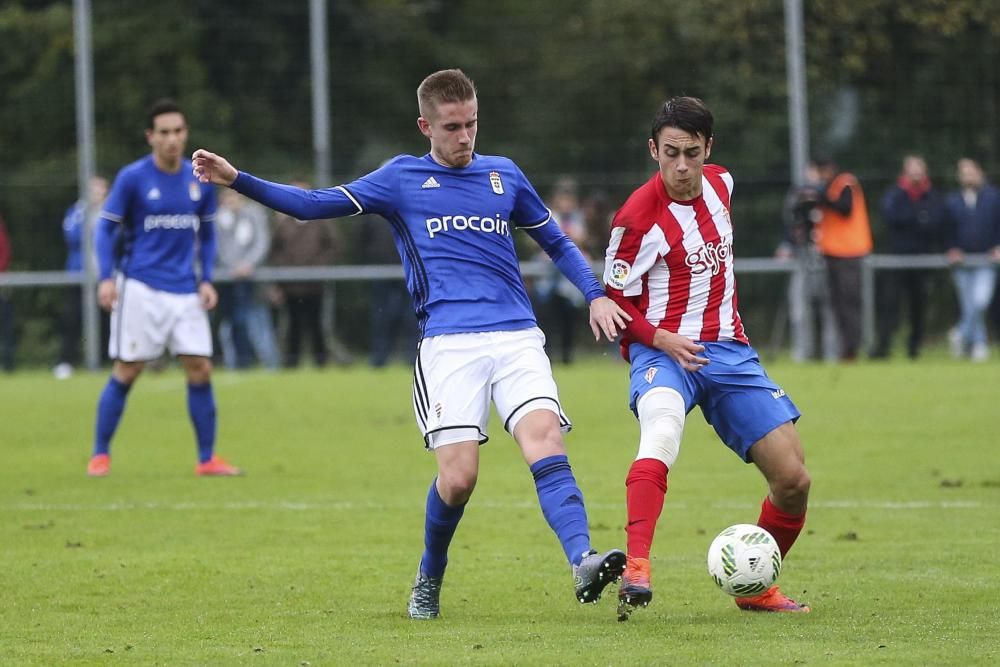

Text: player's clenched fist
xmin=191 ymin=149 xmax=238 ymax=187
xmin=97 ymin=278 xmax=117 ymax=312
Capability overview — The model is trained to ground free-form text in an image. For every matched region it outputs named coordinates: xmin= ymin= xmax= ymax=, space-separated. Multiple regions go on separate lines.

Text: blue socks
xmin=531 ymin=454 xmax=592 ymax=566
xmin=93 ymin=377 xmax=217 ymax=463
xmin=187 ymin=382 xmax=217 ymax=463
xmin=417 ymin=455 xmax=590 ymax=576
xmin=93 ymin=376 xmax=132 ymax=456
xmin=419 ymin=479 xmax=466 ymax=578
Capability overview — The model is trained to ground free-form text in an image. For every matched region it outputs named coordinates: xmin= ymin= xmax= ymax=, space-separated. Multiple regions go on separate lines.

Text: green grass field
xmin=2 ymin=355 xmax=998 ymax=665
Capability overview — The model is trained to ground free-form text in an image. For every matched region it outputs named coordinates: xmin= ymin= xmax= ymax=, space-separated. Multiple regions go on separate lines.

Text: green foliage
xmin=0 ymin=358 xmax=998 ymax=663
xmin=1 ymin=0 xmax=998 ymax=362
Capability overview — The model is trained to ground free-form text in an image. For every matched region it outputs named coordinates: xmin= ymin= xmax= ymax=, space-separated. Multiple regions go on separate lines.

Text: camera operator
xmin=776 ymin=162 xmax=838 ymax=362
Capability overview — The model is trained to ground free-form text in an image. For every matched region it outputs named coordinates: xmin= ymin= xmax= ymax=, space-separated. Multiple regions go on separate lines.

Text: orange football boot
xmin=735 ymin=585 xmax=810 ymax=613
xmin=87 ymin=454 xmax=110 ymax=477
xmin=617 ymin=556 xmax=653 ymax=621
xmin=195 ymin=455 xmax=243 ymax=476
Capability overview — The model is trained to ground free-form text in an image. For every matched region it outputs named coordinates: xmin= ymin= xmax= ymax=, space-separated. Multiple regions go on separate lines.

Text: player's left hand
xmin=588 ymin=296 xmax=632 ymax=342
xmin=191 ymin=149 xmax=238 ymax=186
xmin=198 ymin=282 xmax=218 ymax=311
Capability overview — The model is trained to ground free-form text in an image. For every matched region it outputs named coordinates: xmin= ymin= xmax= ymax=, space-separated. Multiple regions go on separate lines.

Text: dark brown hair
xmin=651 ymin=96 xmax=713 ymax=144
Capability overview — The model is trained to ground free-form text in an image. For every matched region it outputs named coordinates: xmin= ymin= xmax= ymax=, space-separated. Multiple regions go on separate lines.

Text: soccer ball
xmin=706 ymin=524 xmax=782 ymax=597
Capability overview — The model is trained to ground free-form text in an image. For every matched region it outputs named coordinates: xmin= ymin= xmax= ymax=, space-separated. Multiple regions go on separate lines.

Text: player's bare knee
xmin=515 ymin=419 xmax=566 ymax=463
xmin=791 ymin=467 xmax=812 ymax=501
xmin=181 ymin=355 xmax=213 ymax=383
xmin=438 ymin=470 xmax=478 ymax=505
xmin=636 ymin=388 xmax=685 ymax=468
xmin=112 ymin=360 xmax=144 ymax=384
xmin=534 ymin=427 xmax=565 ymax=457
xmin=772 ymin=468 xmax=810 ymax=509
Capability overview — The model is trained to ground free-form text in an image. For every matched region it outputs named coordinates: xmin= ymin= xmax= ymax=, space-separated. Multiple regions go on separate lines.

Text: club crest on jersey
xmin=607 ymin=259 xmax=631 ymax=290
xmin=489 ymin=171 xmax=504 ymax=195
xmin=644 ymin=367 xmax=658 ymax=384
xmin=189 ymin=182 xmax=202 ymax=202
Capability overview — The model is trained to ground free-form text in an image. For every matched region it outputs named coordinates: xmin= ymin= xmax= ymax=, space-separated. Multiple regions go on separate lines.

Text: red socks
xmin=756 ymin=496 xmax=805 ymax=558
xmin=625 ymin=458 xmax=669 ymax=559
xmin=626 ymin=462 xmax=805 ymax=562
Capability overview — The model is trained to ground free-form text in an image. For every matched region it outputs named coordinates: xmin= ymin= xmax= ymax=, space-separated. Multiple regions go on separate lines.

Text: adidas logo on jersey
xmin=147 ymin=187 xmax=161 ymax=200
xmin=421 ymin=177 xmax=441 ymax=189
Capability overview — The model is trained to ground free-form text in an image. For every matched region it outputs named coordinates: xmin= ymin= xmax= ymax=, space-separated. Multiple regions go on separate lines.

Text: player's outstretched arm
xmin=192 ymin=149 xmax=238 ymax=187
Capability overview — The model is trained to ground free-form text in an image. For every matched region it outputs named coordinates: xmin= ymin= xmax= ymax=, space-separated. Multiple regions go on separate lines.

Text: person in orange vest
xmin=810 ymin=157 xmax=872 ymax=361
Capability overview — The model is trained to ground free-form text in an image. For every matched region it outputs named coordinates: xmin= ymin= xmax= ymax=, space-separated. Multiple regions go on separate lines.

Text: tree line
xmin=1 ymin=0 xmax=997 ymax=362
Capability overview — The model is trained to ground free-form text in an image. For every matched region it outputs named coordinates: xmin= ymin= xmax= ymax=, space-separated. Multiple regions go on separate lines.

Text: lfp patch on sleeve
xmin=607 ymin=259 xmax=632 ymax=290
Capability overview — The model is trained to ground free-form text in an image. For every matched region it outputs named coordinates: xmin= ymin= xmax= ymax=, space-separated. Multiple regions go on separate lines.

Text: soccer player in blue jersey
xmin=87 ymin=100 xmax=241 ymax=478
xmin=193 ymin=69 xmax=629 ymax=618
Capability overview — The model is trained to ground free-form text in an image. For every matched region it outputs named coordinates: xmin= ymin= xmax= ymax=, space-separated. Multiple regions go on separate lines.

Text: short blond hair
xmin=417 ymin=69 xmax=477 ymax=119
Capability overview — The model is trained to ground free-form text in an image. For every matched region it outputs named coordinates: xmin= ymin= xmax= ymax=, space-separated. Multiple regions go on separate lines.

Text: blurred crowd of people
xmin=527 ymin=176 xmax=613 ymax=364
xmin=779 ymin=154 xmax=1000 ymax=363
xmin=2 ymin=156 xmax=998 ymax=375
xmin=35 ymin=177 xmax=402 ymax=377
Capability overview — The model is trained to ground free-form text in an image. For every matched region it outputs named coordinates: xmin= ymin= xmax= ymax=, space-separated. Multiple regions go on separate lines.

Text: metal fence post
xmin=861 ymin=254 xmax=876 ymax=353
xmin=74 ymin=0 xmax=99 ymax=370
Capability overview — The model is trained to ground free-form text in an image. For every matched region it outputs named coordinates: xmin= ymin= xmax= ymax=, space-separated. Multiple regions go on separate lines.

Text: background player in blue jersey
xmin=193 ymin=69 xmax=630 ymax=619
xmin=87 ymin=100 xmax=241 ymax=478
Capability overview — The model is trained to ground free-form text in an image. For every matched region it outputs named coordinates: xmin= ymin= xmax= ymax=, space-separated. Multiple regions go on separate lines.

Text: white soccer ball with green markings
xmin=707 ymin=524 xmax=782 ymax=597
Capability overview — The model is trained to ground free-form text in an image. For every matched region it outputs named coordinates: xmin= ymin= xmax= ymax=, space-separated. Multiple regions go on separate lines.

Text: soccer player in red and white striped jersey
xmin=604 ymin=97 xmax=812 ymax=618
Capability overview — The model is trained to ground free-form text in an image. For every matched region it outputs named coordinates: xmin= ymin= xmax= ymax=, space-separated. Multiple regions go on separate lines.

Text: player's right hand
xmin=97 ymin=279 xmax=117 ymax=312
xmin=191 ymin=149 xmax=238 ymax=187
xmin=652 ymin=329 xmax=709 ymax=372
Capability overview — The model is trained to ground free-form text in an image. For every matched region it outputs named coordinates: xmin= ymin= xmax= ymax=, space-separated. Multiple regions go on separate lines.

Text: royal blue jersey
xmin=62 ymin=200 xmax=86 ymax=272
xmin=233 ymin=153 xmax=603 ymax=338
xmin=97 ymin=155 xmax=217 ymax=294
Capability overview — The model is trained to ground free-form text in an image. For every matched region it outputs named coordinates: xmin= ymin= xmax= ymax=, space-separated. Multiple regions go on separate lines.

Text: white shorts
xmin=412 ymin=327 xmax=571 ymax=449
xmin=109 ymin=277 xmax=213 ymax=361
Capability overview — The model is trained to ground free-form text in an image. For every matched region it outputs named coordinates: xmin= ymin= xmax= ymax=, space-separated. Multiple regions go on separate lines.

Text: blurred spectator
xmin=811 ymin=157 xmax=873 ymax=361
xmin=533 ymin=176 xmax=589 ymax=364
xmin=358 ymin=216 xmax=417 ymax=367
xmin=776 ymin=160 xmax=839 ymax=362
xmin=214 ymin=189 xmax=279 ymax=369
xmin=270 ymin=181 xmax=339 ymax=367
xmin=581 ymin=189 xmax=613 ymax=261
xmin=54 ymin=176 xmax=109 ymax=379
xmin=870 ymin=155 xmax=945 ymax=359
xmin=992 ymin=281 xmax=1000 ymax=339
xmin=0 ymin=208 xmax=13 ymax=372
xmin=943 ymin=158 xmax=1000 ymax=362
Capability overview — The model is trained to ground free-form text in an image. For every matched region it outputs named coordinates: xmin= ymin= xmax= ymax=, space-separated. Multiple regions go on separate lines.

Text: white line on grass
xmin=4 ymin=499 xmax=991 ymax=512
